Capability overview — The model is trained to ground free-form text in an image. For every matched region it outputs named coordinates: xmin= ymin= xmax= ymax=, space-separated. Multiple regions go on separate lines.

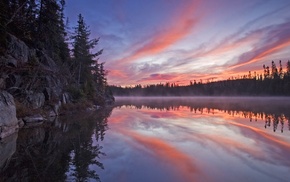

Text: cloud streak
xmin=66 ymin=0 xmax=290 ymax=86
xmin=115 ymin=1 xmax=201 ymax=65
xmin=230 ymin=20 xmax=290 ymax=70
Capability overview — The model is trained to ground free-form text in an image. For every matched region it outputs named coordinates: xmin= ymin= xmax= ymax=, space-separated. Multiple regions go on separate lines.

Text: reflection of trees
xmin=114 ymin=98 xmax=290 ymax=133
xmin=0 ymin=108 xmax=112 ymax=181
xmin=264 ymin=114 xmax=287 ymax=133
xmin=68 ymin=113 xmax=108 ymax=182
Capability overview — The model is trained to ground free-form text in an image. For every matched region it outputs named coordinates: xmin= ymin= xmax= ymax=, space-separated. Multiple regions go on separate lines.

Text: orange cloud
xmin=109 ymin=69 xmax=128 ymax=78
xmin=230 ymin=39 xmax=290 ymax=70
xmin=116 ymin=1 xmax=200 ymax=65
xmin=229 ymin=21 xmax=290 ymax=70
xmin=135 ymin=72 xmax=220 ymax=86
xmin=138 ymin=73 xmax=176 ymax=82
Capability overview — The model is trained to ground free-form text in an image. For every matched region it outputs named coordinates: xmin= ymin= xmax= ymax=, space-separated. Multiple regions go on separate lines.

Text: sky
xmin=65 ymin=0 xmax=290 ymax=86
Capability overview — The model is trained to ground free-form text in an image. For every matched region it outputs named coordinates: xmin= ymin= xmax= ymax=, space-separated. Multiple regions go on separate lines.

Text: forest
xmin=0 ymin=0 xmax=113 ymax=107
xmin=110 ymin=60 xmax=290 ymax=96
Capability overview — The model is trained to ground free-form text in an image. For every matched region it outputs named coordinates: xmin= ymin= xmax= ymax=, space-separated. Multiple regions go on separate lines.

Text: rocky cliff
xmin=0 ymin=34 xmax=72 ymax=139
xmin=0 ymin=33 xmax=114 ymax=139
xmin=1 ymin=33 xmax=70 ymax=105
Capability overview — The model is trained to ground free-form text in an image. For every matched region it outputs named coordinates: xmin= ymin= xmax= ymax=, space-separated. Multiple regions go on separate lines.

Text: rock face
xmin=1 ymin=34 xmax=71 ymax=111
xmin=0 ymin=33 xmax=113 ymax=140
xmin=0 ymin=91 xmax=18 ymax=139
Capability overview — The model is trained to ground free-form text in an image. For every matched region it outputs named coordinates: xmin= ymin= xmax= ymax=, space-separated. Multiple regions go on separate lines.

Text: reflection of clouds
xmin=105 ymin=100 xmax=290 ymax=181
xmin=229 ymin=122 xmax=290 ymax=165
xmin=114 ymin=97 xmax=290 ymax=133
xmin=120 ymin=130 xmax=202 ymax=182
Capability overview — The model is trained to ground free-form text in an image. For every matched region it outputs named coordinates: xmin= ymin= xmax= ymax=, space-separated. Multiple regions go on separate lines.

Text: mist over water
xmin=1 ymin=97 xmax=290 ymax=181
xmin=95 ymin=97 xmax=290 ymax=182
xmin=115 ymin=96 xmax=290 ymax=116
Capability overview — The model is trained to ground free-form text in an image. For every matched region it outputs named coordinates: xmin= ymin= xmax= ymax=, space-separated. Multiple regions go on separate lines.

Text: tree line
xmin=110 ymin=60 xmax=290 ymax=96
xmin=114 ymin=98 xmax=290 ymax=133
xmin=0 ymin=0 xmax=113 ymax=105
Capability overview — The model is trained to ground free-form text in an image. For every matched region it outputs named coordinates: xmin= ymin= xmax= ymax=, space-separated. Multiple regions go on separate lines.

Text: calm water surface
xmin=1 ymin=97 xmax=290 ymax=182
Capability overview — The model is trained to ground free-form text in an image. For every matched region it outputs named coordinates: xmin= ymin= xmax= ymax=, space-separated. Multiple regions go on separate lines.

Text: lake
xmin=1 ymin=97 xmax=290 ymax=182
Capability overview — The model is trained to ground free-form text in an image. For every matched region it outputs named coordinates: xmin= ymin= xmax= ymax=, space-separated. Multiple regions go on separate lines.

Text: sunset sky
xmin=65 ymin=0 xmax=290 ymax=86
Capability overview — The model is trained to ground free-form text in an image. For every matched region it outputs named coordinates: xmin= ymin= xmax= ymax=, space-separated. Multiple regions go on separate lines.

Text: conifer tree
xmin=271 ymin=61 xmax=279 ymax=79
xmin=37 ymin=0 xmax=67 ymax=60
xmin=71 ymin=14 xmax=103 ymax=95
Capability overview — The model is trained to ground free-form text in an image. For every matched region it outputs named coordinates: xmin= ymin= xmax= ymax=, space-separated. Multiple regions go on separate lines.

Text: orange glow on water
xmin=106 ymin=98 xmax=290 ymax=181
xmin=122 ymin=130 xmax=202 ymax=181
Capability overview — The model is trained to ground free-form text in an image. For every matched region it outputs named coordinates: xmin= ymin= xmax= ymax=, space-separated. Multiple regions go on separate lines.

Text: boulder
xmin=0 ymin=91 xmax=18 ymax=139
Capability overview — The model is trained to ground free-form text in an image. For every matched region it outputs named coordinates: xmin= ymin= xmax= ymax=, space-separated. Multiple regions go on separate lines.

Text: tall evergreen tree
xmin=71 ymin=14 xmax=102 ymax=87
xmin=37 ymin=0 xmax=69 ymax=61
xmin=271 ymin=61 xmax=279 ymax=79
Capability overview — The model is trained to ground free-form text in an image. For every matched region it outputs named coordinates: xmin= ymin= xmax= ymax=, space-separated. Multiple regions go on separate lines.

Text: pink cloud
xmin=115 ymin=1 xmax=201 ymax=65
xmin=230 ymin=20 xmax=290 ymax=70
xmin=109 ymin=69 xmax=128 ymax=78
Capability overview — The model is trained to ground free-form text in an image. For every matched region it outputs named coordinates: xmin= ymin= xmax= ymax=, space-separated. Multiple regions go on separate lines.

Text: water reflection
xmin=115 ymin=97 xmax=290 ymax=133
xmin=1 ymin=97 xmax=290 ymax=182
xmin=0 ymin=108 xmax=112 ymax=182
xmin=97 ymin=97 xmax=290 ymax=182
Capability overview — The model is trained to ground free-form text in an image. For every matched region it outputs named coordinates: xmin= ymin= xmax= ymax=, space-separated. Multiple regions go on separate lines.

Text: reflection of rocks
xmin=0 ymin=108 xmax=112 ymax=181
xmin=0 ymin=91 xmax=18 ymax=139
xmin=0 ymin=133 xmax=17 ymax=171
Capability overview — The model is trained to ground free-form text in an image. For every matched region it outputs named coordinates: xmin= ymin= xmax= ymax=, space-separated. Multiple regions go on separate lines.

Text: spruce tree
xmin=37 ymin=0 xmax=69 ymax=62
xmin=71 ymin=14 xmax=103 ymax=97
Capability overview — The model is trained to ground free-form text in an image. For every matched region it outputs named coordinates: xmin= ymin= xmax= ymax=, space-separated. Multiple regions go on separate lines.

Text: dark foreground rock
xmin=0 ymin=133 xmax=17 ymax=171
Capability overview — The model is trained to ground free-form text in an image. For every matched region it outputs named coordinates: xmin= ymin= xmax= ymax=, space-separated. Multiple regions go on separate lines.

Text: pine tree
xmin=37 ymin=0 xmax=68 ymax=61
xmin=71 ymin=14 xmax=103 ymax=95
xmin=271 ymin=61 xmax=279 ymax=79
xmin=98 ymin=62 xmax=107 ymax=95
xmin=58 ymin=0 xmax=70 ymax=63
